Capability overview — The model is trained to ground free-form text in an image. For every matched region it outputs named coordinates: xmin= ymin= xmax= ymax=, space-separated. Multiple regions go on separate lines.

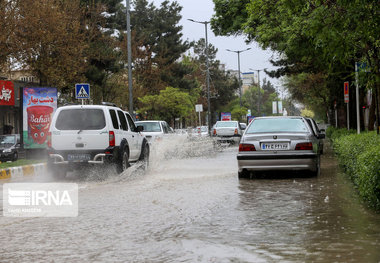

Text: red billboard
xmin=0 ymin=81 xmax=15 ymax=106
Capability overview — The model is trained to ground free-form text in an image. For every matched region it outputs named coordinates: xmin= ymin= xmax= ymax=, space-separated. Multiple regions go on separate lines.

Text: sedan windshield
xmin=0 ymin=135 xmax=15 ymax=146
xmin=246 ymin=118 xmax=308 ymax=133
xmin=136 ymin=122 xmax=162 ymax=132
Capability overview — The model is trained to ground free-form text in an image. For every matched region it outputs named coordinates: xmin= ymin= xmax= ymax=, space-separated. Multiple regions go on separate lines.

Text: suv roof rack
xmin=101 ymin=102 xmax=117 ymax=107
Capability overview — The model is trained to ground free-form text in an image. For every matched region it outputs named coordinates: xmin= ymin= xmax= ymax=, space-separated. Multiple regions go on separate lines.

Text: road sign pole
xmin=355 ymin=63 xmax=360 ymax=134
xmin=347 ymin=101 xmax=349 ymax=130
xmin=344 ymin=81 xmax=349 ymax=130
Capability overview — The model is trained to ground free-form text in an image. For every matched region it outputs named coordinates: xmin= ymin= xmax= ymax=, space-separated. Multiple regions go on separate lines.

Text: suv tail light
xmin=109 ymin=131 xmax=115 ymax=147
xmin=239 ymin=143 xmax=256 ymax=152
xmin=47 ymin=131 xmax=52 ymax=148
xmin=234 ymin=128 xmax=238 ymax=135
xmin=295 ymin=142 xmax=313 ymax=150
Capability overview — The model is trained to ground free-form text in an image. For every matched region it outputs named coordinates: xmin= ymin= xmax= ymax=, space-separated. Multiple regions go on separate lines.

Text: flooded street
xmin=0 ymin=138 xmax=379 ymax=262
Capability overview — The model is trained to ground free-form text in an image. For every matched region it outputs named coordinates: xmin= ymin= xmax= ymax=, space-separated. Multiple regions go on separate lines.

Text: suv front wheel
xmin=139 ymin=142 xmax=149 ymax=171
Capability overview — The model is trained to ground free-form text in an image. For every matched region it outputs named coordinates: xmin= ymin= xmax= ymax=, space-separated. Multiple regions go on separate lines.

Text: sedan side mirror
xmin=136 ymin=126 xmax=144 ymax=132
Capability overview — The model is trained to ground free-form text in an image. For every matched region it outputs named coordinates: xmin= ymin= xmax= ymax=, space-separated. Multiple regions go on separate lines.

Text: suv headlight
xmin=3 ymin=148 xmax=12 ymax=153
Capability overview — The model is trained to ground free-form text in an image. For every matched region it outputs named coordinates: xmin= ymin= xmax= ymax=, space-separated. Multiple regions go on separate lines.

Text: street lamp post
xmin=126 ymin=0 xmax=133 ymax=118
xmin=249 ymin=68 xmax=266 ymax=116
xmin=227 ymin=48 xmax=251 ymax=107
xmin=188 ymin=19 xmax=211 ymax=135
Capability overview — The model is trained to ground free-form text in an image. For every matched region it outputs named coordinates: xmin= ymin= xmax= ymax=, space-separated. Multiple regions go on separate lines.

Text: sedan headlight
xmin=3 ymin=148 xmax=12 ymax=153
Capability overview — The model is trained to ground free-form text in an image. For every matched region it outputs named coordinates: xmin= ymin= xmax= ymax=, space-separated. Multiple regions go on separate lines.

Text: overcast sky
xmin=150 ymin=0 xmax=282 ymax=88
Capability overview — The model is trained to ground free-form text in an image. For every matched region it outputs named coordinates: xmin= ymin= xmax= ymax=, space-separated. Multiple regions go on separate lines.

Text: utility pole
xmin=227 ymin=48 xmax=251 ymax=107
xmin=126 ymin=0 xmax=133 ymax=118
xmin=188 ymin=19 xmax=211 ymax=135
xmin=249 ymin=68 xmax=267 ymax=116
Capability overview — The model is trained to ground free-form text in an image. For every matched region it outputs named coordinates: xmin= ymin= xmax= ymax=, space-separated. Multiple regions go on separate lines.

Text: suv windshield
xmin=56 ymin=109 xmax=106 ymax=130
xmin=246 ymin=118 xmax=308 ymax=133
xmin=136 ymin=122 xmax=162 ymax=132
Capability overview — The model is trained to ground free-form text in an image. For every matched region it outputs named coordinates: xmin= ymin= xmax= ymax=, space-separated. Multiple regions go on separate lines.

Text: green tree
xmin=211 ymin=0 xmax=379 ymax=128
xmin=138 ymin=87 xmax=196 ymax=124
xmin=81 ymin=0 xmax=124 ymax=103
xmin=11 ymin=0 xmax=86 ymax=89
xmin=231 ymin=106 xmax=247 ymax=122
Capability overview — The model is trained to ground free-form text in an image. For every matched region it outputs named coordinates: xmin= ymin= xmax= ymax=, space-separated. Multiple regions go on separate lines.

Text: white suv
xmin=47 ymin=104 xmax=149 ymax=178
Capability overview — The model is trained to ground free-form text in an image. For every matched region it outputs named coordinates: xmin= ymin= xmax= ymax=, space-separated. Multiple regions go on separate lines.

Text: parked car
xmin=0 ymin=134 xmax=21 ymax=162
xmin=47 ymin=103 xmax=149 ymax=178
xmin=237 ymin=116 xmax=322 ymax=178
xmin=305 ymin=117 xmax=325 ymax=154
xmin=135 ymin=120 xmax=173 ymax=142
xmin=212 ymin=121 xmax=243 ymax=145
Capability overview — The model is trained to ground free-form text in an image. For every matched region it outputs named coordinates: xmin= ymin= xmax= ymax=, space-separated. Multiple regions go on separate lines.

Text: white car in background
xmin=212 ymin=120 xmax=243 ymax=145
xmin=195 ymin=126 xmax=209 ymax=137
xmin=135 ymin=120 xmax=173 ymax=142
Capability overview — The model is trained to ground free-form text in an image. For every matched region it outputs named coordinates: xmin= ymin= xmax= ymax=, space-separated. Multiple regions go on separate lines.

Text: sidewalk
xmin=0 ymin=163 xmax=46 ymax=180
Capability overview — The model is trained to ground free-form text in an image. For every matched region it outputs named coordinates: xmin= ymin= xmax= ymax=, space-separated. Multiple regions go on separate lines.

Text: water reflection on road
xmin=0 ymin=137 xmax=379 ymax=262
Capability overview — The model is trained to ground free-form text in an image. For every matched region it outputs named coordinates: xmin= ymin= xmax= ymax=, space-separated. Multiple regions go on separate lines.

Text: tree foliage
xmin=1 ymin=0 xmax=87 ymax=89
xmin=138 ymin=87 xmax=195 ymax=123
xmin=211 ymin=0 xmax=380 ymax=125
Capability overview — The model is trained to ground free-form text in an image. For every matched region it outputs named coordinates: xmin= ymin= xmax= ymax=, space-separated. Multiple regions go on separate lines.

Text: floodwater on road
xmin=0 ymin=136 xmax=379 ymax=262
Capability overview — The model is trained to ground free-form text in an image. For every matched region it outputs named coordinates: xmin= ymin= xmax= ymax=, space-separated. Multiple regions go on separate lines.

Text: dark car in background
xmin=0 ymin=134 xmax=21 ymax=162
xmin=305 ymin=117 xmax=325 ymax=154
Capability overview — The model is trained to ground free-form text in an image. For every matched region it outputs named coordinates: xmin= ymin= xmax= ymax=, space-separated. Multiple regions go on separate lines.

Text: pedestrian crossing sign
xmin=75 ymin=83 xmax=90 ymax=99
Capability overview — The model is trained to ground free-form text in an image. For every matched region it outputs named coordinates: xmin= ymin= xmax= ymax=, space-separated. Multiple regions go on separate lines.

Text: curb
xmin=0 ymin=163 xmax=47 ymax=180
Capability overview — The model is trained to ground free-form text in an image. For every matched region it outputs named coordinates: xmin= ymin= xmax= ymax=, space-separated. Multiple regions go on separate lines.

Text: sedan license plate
xmin=261 ymin=142 xmax=289 ymax=150
xmin=67 ymin=153 xmax=91 ymax=161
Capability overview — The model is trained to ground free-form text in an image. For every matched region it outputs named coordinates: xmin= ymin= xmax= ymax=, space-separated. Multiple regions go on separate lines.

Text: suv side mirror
xmin=136 ymin=126 xmax=144 ymax=132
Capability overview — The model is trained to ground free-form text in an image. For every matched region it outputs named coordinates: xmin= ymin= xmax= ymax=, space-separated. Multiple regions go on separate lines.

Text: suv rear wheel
xmin=116 ymin=148 xmax=129 ymax=174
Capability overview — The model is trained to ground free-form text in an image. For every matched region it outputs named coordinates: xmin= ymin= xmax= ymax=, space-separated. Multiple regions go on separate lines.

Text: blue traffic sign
xmin=75 ymin=83 xmax=90 ymax=99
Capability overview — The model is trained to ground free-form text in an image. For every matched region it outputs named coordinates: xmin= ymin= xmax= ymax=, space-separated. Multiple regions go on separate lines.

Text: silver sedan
xmin=237 ymin=116 xmax=321 ymax=178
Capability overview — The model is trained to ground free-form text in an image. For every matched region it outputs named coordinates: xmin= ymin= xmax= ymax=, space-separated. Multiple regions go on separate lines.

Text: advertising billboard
xmin=221 ymin=112 xmax=231 ymax=121
xmin=23 ymin=87 xmax=57 ymax=149
xmin=0 ymin=81 xmax=15 ymax=106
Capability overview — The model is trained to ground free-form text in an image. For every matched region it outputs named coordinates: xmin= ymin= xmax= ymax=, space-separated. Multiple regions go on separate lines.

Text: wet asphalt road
xmin=0 ymin=137 xmax=379 ymax=262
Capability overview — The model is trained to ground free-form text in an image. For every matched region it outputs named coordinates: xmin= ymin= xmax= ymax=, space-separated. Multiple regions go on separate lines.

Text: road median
xmin=0 ymin=163 xmax=46 ymax=180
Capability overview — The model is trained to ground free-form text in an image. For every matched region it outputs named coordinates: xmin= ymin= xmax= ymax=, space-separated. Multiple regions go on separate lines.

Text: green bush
xmin=332 ymin=131 xmax=380 ymax=211
xmin=326 ymin=126 xmax=356 ymax=142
